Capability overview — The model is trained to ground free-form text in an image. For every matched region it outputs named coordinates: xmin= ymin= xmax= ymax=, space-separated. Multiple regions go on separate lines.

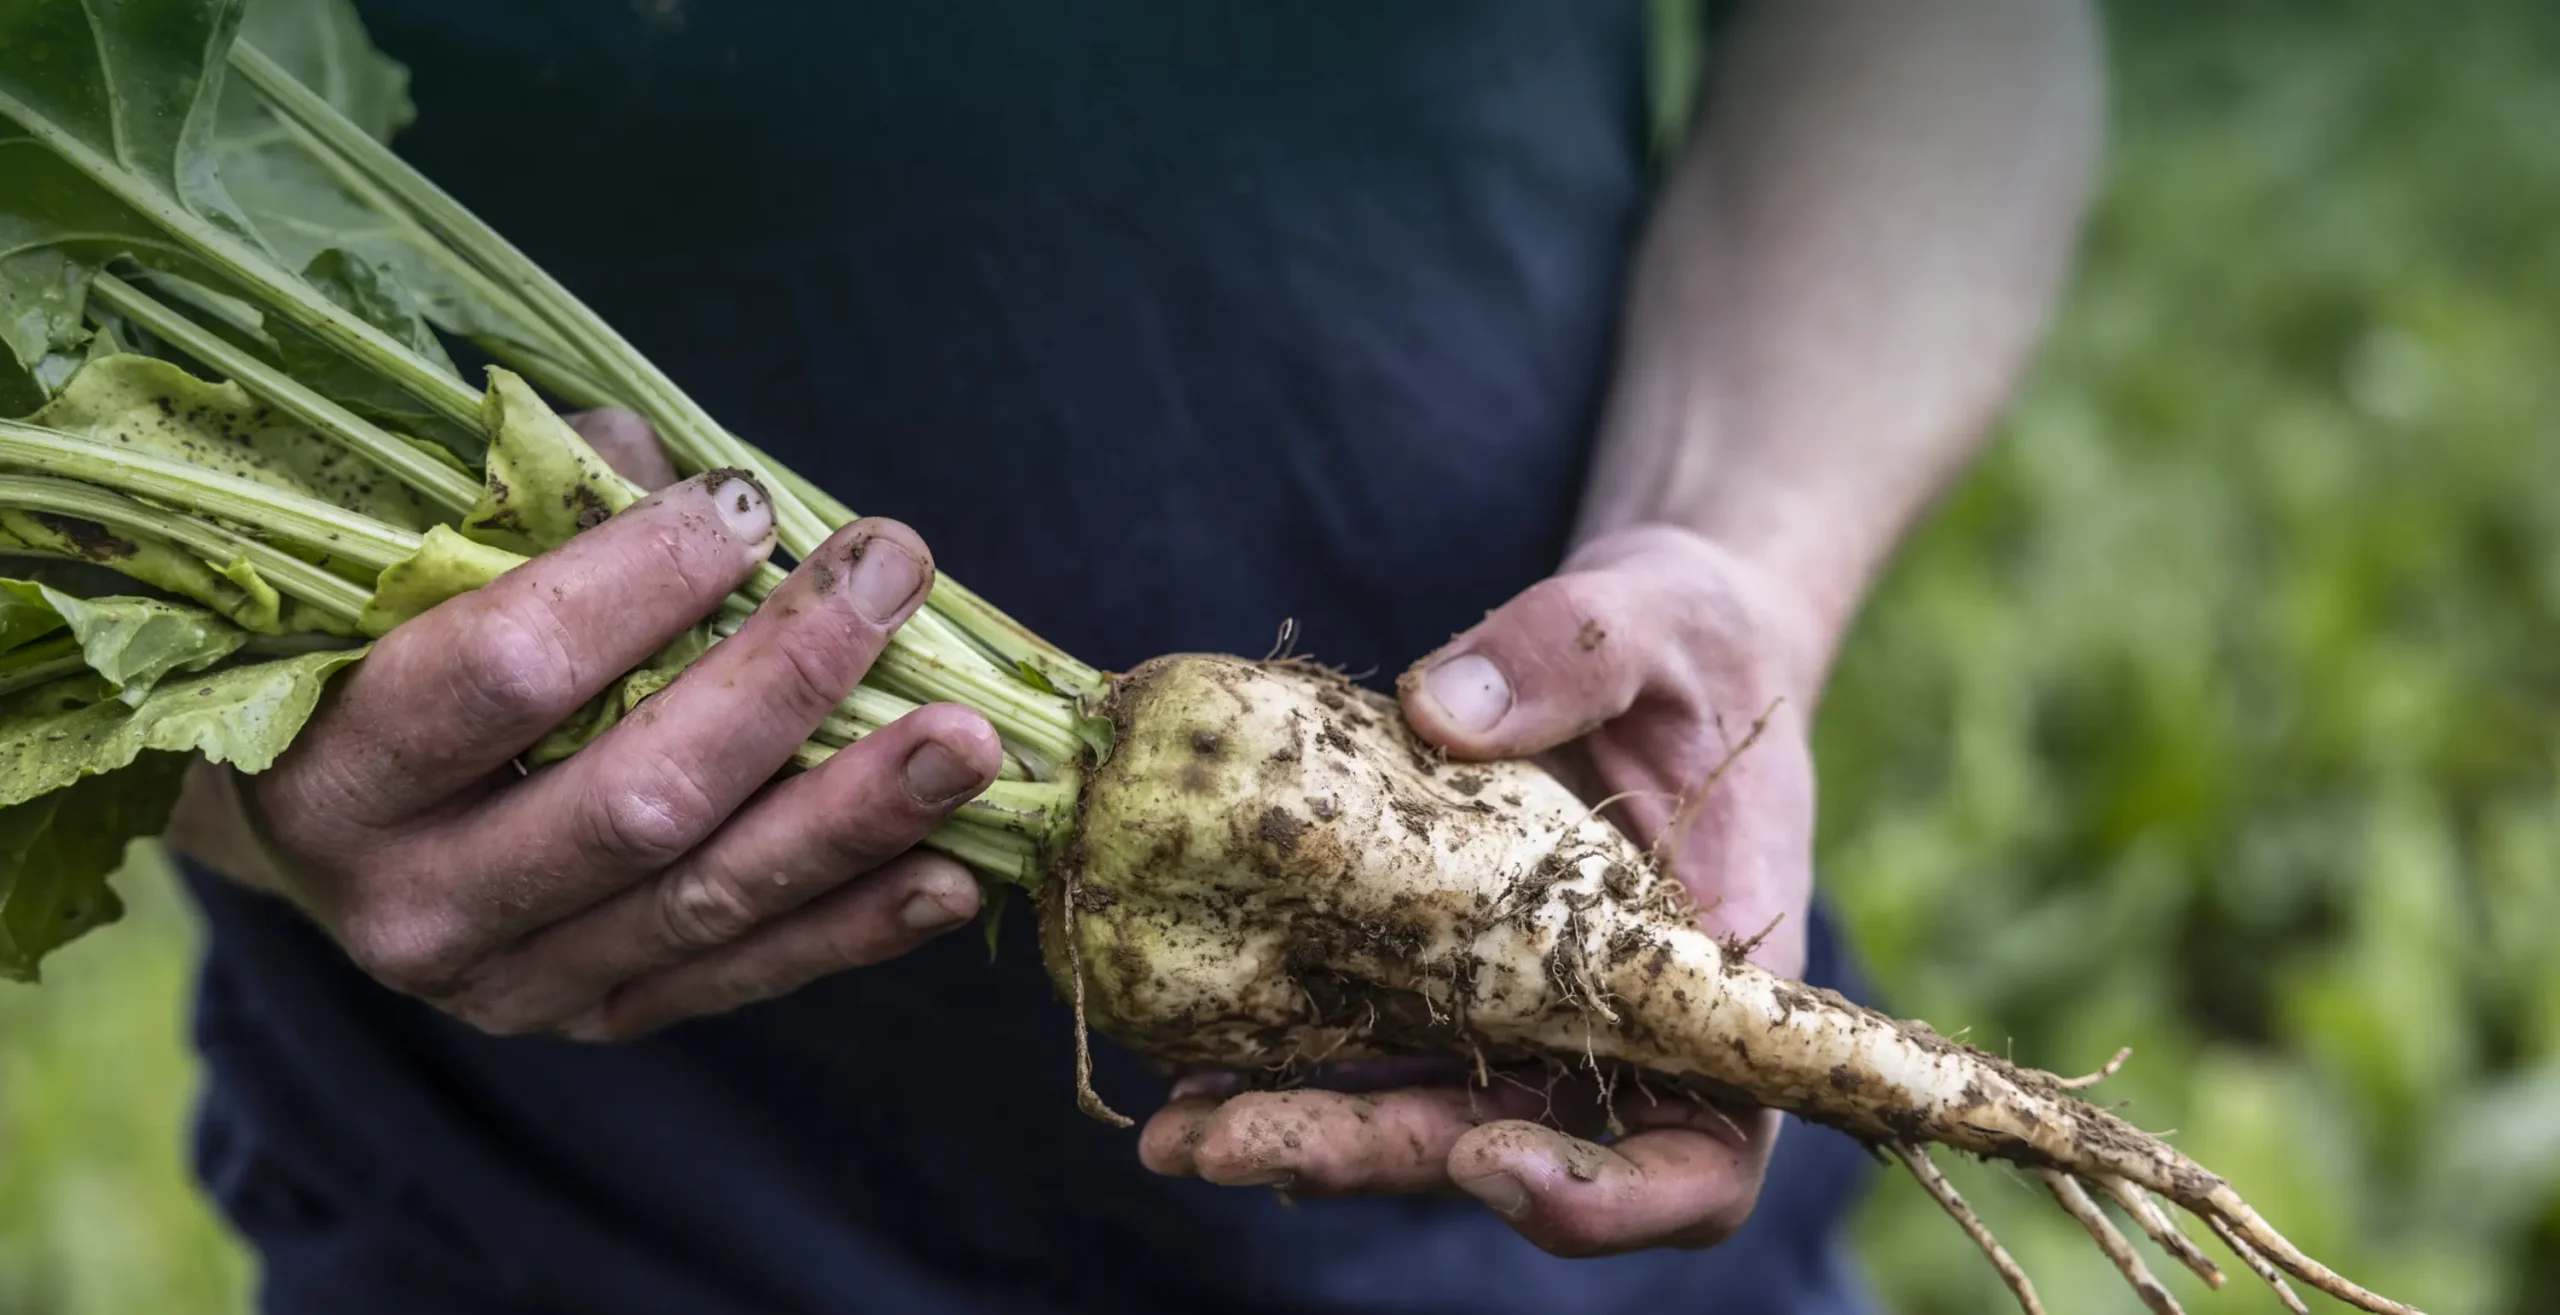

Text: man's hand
xmin=1138 ymin=524 xmax=1820 ymax=1256
xmin=168 ymin=411 xmax=999 ymax=1041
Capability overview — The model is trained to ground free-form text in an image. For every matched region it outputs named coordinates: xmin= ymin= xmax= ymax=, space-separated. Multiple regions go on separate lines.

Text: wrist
xmin=164 ymin=758 xmax=294 ymax=897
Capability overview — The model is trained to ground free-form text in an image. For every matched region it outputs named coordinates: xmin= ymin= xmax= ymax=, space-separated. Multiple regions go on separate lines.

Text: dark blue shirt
xmin=187 ymin=4 xmax=1876 ymax=1310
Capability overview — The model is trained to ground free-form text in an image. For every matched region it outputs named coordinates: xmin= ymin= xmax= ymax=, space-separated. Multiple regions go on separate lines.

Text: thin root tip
xmin=2209 ymin=1195 xmax=2425 ymax=1315
xmin=1078 ymin=1090 xmax=1137 ymax=1129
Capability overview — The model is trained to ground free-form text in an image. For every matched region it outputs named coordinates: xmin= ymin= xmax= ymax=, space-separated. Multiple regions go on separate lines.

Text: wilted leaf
xmin=356 ymin=523 xmax=522 ymax=636
xmin=461 ymin=369 xmax=636 ymax=555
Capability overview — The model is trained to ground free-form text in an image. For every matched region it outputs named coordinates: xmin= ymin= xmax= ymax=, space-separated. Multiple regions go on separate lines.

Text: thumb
xmin=1399 ymin=570 xmax=1646 ymax=760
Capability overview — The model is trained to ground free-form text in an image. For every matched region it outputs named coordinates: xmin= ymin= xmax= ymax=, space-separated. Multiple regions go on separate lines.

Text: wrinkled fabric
xmin=189 ymin=3 xmax=1876 ymax=1310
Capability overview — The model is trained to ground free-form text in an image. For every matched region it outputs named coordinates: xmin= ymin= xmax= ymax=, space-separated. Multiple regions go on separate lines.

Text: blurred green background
xmin=4 ymin=1 xmax=2556 ymax=1311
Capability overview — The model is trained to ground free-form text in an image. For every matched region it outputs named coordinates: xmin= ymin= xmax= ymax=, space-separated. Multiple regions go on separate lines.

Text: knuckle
xmin=654 ymin=864 xmax=766 ymax=952
xmin=1195 ymin=1096 xmax=1305 ymax=1177
xmin=583 ymin=760 xmax=719 ymax=869
xmin=446 ymin=605 xmax=581 ymax=728
xmin=341 ymin=899 xmax=477 ymax=999
xmin=765 ymin=626 xmax=867 ymax=725
xmin=1137 ymin=1115 xmax=1201 ymax=1175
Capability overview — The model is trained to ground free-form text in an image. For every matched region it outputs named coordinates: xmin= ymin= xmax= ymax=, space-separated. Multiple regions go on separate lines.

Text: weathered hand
xmin=168 ymin=411 xmax=999 ymax=1041
xmin=1139 ymin=524 xmax=1821 ymax=1256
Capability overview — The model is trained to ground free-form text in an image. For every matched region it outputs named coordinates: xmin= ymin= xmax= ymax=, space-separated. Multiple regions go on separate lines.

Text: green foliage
xmin=0 ymin=0 xmax=256 ymax=357
xmin=459 ymin=369 xmax=638 ymax=555
xmin=30 ymin=353 xmax=443 ymax=535
xmin=216 ymin=0 xmax=560 ymax=366
xmin=1821 ymin=3 xmax=2560 ymax=1311
xmin=0 ymin=639 xmax=362 ymax=980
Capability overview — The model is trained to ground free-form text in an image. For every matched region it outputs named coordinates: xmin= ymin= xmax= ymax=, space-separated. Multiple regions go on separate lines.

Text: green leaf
xmin=0 ymin=580 xmax=249 ymax=706
xmin=0 ymin=0 xmax=260 ymax=355
xmin=0 ymin=754 xmax=187 ymax=982
xmin=1013 ymin=660 xmax=1064 ymax=698
xmin=460 ymin=368 xmax=637 ymax=555
xmin=0 ymin=643 xmax=360 ymax=808
xmin=296 ymin=248 xmax=452 ymax=374
xmin=0 ymin=583 xmax=68 ymax=654
xmin=0 ymin=248 xmax=94 ymax=411
xmin=0 ymin=0 xmax=260 ymax=236
xmin=268 ymin=249 xmax=483 ymax=466
xmin=234 ymin=0 xmax=412 ymax=143
xmin=0 ymin=0 xmax=488 ymax=447
xmin=0 ymin=508 xmax=292 ymax=633
xmin=979 ymin=880 xmax=1011 ymax=961
xmin=211 ymin=0 xmax=565 ymax=377
xmin=355 ymin=523 xmax=522 ymax=636
xmin=1072 ymin=713 xmax=1117 ymax=766
xmin=0 ymin=636 xmax=90 ymax=699
xmin=0 ymin=643 xmax=360 ymax=979
xmin=29 ymin=352 xmax=441 ymax=532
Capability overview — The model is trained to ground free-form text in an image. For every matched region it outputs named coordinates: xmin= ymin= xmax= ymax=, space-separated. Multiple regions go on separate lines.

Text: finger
xmin=566 ymin=408 xmax=679 ymax=490
xmin=283 ymin=472 xmax=777 ymax=828
xmin=1448 ymin=1118 xmax=1766 ymax=1256
xmin=566 ymin=849 xmax=983 ymax=1041
xmin=1134 ymin=1070 xmax=1245 ymax=1174
xmin=1136 ymin=1095 xmax=1231 ymax=1179
xmin=1398 ymin=566 xmax=1654 ymax=759
xmin=445 ymin=518 xmax=936 ymax=936
xmin=1146 ymin=1084 xmax=1554 ymax=1196
xmin=446 ymin=703 xmax=1000 ymax=1032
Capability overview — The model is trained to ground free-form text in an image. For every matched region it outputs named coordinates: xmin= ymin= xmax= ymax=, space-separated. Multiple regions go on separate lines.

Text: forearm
xmin=1579 ymin=0 xmax=2102 ymax=693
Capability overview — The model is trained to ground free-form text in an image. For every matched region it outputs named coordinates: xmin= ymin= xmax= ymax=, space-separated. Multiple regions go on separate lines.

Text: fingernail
xmin=844 ymin=538 xmax=924 ymax=622
xmin=1424 ymin=653 xmax=1511 ymax=733
xmin=711 ymin=476 xmax=773 ymax=542
xmin=903 ymin=740 xmax=982 ymax=803
xmin=1458 ymin=1171 xmax=1531 ymax=1219
xmin=898 ymin=883 xmax=974 ymax=933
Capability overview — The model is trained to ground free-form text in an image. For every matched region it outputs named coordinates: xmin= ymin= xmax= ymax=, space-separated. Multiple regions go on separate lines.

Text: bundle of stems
xmin=0 ymin=22 xmax=1101 ymax=887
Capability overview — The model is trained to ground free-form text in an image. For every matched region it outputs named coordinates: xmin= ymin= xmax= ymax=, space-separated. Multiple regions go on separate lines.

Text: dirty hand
xmin=1138 ymin=524 xmax=1820 ymax=1256
xmin=167 ymin=411 xmax=999 ymax=1040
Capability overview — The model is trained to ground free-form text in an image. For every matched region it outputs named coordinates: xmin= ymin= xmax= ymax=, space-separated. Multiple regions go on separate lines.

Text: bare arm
xmin=1582 ymin=0 xmax=2103 ymax=695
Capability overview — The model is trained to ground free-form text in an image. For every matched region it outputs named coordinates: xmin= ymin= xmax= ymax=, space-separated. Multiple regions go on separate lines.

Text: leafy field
xmin=2 ymin=2 xmax=2555 ymax=1312
xmin=1822 ymin=2 xmax=2560 ymax=1309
